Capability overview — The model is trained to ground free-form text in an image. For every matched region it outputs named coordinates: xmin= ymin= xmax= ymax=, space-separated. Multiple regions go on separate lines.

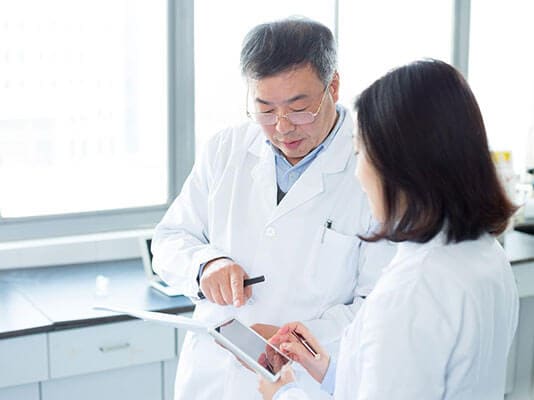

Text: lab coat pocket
xmin=306 ymin=226 xmax=359 ymax=303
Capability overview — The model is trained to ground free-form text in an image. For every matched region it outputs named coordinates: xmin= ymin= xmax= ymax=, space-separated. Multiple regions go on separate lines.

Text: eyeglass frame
xmin=245 ymin=83 xmax=330 ymax=126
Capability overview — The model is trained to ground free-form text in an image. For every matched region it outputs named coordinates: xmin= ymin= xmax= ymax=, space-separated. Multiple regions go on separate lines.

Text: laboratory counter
xmin=0 ymin=230 xmax=533 ymax=340
xmin=0 ymin=258 xmax=194 ymax=340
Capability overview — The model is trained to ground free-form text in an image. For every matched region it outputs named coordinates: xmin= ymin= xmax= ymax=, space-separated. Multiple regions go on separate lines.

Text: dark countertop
xmin=0 ymin=230 xmax=532 ymax=340
xmin=0 ymin=258 xmax=194 ymax=339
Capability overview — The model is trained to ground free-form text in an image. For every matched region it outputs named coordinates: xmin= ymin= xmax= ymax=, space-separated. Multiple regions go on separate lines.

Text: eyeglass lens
xmin=253 ymin=112 xmax=315 ymax=126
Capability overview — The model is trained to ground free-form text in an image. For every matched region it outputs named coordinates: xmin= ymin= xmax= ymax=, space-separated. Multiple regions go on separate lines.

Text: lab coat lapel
xmin=268 ymin=118 xmax=354 ymax=224
xmin=249 ymin=134 xmax=277 ymax=216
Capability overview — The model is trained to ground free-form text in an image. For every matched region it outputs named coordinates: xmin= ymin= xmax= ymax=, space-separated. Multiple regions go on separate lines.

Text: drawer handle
xmin=99 ymin=342 xmax=131 ymax=353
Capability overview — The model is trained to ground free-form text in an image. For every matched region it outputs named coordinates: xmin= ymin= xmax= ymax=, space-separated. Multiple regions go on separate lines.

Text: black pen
xmin=320 ymin=219 xmax=333 ymax=243
xmin=197 ymin=275 xmax=265 ymax=300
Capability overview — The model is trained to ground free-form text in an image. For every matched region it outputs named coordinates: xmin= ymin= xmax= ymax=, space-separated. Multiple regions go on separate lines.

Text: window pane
xmin=0 ymin=0 xmax=168 ymax=219
xmin=194 ymin=1 xmax=336 ymax=158
xmin=469 ymin=0 xmax=534 ymax=174
xmin=338 ymin=0 xmax=453 ymax=108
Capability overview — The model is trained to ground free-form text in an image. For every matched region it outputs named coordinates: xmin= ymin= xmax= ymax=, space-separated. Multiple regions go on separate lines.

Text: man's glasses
xmin=246 ymin=85 xmax=329 ymax=126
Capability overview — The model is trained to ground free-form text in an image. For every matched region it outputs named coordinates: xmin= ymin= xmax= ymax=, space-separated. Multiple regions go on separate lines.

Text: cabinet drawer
xmin=49 ymin=320 xmax=174 ymax=378
xmin=0 ymin=334 xmax=47 ymax=388
xmin=0 ymin=383 xmax=39 ymax=400
xmin=42 ymin=362 xmax=161 ymax=400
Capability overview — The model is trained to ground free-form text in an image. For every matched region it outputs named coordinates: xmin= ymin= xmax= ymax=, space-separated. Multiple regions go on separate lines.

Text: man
xmin=152 ymin=18 xmax=395 ymax=400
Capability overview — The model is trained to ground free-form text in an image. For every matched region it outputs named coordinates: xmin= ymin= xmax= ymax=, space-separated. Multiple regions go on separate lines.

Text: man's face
xmin=249 ymin=64 xmax=339 ymax=165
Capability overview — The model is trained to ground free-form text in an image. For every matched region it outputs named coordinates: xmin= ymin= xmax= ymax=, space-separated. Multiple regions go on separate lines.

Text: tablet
xmin=93 ymin=305 xmax=290 ymax=382
xmin=209 ymin=318 xmax=291 ymax=382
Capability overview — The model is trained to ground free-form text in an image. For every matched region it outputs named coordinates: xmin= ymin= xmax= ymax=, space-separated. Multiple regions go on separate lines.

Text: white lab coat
xmin=152 ymin=110 xmax=396 ymax=400
xmin=277 ymin=232 xmax=519 ymax=400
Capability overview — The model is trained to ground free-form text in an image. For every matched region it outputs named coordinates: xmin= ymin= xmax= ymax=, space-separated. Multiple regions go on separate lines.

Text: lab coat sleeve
xmin=302 ymin=296 xmax=364 ymax=347
xmin=151 ymin=132 xmax=232 ymax=297
xmin=273 ymin=386 xmax=311 ymax=400
xmin=303 ymin=232 xmax=396 ymax=346
xmin=353 ymin=278 xmax=457 ymax=399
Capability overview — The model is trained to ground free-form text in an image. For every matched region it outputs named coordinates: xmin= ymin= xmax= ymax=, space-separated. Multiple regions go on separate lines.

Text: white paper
xmin=93 ymin=304 xmax=208 ymax=333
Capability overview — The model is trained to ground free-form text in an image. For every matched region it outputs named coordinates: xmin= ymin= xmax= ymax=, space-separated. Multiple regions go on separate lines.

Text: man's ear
xmin=329 ymin=71 xmax=340 ymax=103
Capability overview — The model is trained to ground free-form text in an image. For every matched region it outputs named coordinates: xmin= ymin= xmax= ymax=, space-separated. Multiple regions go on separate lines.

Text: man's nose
xmin=275 ymin=116 xmax=296 ymax=135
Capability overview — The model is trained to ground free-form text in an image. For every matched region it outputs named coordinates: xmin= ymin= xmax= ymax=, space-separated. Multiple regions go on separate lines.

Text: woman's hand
xmin=270 ymin=322 xmax=330 ymax=383
xmin=257 ymin=364 xmax=296 ymax=400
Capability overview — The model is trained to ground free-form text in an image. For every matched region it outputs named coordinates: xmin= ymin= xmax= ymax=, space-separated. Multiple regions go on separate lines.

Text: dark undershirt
xmin=277 ymin=184 xmax=286 ymax=205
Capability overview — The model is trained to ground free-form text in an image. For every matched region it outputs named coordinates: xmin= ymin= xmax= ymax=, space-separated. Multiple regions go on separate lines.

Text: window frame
xmin=0 ymin=0 xmax=195 ymax=242
xmin=452 ymin=0 xmax=471 ymax=78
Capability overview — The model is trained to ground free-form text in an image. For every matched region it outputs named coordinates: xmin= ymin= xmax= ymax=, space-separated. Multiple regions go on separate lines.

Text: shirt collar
xmin=386 ymin=230 xmax=448 ymax=272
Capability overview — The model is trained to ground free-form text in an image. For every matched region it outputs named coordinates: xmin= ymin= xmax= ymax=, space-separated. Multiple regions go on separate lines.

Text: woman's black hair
xmin=355 ymin=59 xmax=516 ymax=243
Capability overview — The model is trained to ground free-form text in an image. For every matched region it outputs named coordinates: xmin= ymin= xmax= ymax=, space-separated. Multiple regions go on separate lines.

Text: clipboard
xmin=93 ymin=304 xmax=207 ymax=333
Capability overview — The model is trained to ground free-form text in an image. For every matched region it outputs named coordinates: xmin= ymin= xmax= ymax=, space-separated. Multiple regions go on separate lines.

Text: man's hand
xmin=199 ymin=258 xmax=252 ymax=307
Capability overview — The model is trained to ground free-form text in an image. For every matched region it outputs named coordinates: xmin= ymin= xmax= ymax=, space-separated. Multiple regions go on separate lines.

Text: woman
xmin=258 ymin=59 xmax=519 ymax=399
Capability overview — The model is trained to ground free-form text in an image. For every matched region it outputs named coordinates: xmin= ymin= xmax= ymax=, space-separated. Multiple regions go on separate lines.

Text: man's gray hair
xmin=240 ymin=17 xmax=337 ymax=86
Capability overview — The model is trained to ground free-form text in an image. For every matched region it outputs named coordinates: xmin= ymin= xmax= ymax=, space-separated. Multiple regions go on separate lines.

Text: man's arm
xmin=151 ymin=132 xmax=232 ymax=298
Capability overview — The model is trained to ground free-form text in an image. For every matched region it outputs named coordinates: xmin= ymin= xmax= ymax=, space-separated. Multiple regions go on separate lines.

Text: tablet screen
xmin=214 ymin=318 xmax=290 ymax=376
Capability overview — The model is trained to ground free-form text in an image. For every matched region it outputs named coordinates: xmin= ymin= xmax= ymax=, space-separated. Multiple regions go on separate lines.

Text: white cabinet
xmin=0 ymin=383 xmax=40 ymax=400
xmin=0 ymin=320 xmax=183 ymax=400
xmin=163 ymin=311 xmax=192 ymax=400
xmin=163 ymin=359 xmax=178 ymax=400
xmin=0 ymin=334 xmax=48 ymax=388
xmin=42 ymin=362 xmax=161 ymax=400
xmin=505 ymin=295 xmax=534 ymax=400
xmin=0 ymin=333 xmax=46 ymax=400
xmin=48 ymin=320 xmax=175 ymax=378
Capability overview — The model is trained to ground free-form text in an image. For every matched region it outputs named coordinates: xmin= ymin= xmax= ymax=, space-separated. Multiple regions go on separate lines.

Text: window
xmin=0 ymin=0 xmax=168 ymax=219
xmin=469 ymin=0 xmax=534 ymax=174
xmin=337 ymin=0 xmax=453 ymax=108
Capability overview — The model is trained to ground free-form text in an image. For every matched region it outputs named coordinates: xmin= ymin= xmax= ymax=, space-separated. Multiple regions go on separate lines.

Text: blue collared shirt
xmin=320 ymin=357 xmax=337 ymax=395
xmin=268 ymin=105 xmax=346 ymax=193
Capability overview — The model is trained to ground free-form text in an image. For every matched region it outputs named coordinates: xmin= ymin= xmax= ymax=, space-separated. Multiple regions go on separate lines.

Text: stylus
xmin=197 ymin=275 xmax=265 ymax=300
xmin=291 ymin=330 xmax=321 ymax=360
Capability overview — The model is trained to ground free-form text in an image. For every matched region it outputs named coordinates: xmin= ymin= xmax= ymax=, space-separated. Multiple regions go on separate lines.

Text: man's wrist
xmin=198 ymin=257 xmax=232 ymax=283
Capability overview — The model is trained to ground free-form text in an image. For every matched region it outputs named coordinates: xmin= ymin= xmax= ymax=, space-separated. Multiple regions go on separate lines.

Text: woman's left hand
xmin=257 ymin=364 xmax=296 ymax=400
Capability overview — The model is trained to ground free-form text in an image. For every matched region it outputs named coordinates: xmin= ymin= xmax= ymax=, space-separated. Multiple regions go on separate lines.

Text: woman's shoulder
xmin=423 ymin=234 xmax=510 ymax=284
xmin=369 ymin=234 xmax=511 ymax=311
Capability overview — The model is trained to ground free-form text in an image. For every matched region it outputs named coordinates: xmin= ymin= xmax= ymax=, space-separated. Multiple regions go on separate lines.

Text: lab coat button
xmin=265 ymin=227 xmax=276 ymax=237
